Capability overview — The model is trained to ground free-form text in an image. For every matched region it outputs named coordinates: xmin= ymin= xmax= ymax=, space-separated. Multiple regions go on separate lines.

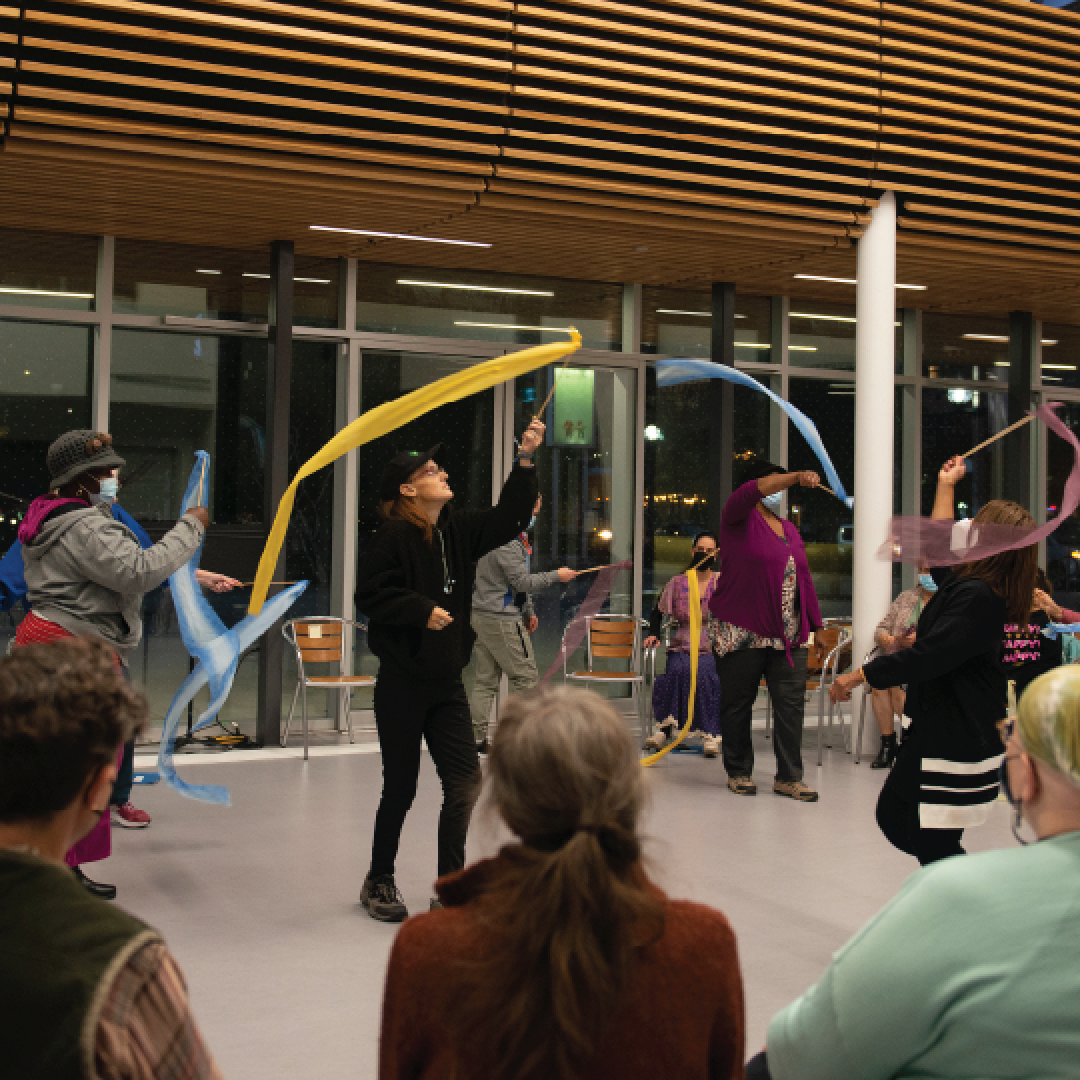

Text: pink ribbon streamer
xmin=881 ymin=404 xmax=1080 ymax=566
xmin=541 ymin=559 xmax=634 ymax=683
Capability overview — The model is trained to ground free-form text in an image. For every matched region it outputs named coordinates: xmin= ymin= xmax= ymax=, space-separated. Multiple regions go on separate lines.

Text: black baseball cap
xmin=378 ymin=444 xmax=442 ymax=502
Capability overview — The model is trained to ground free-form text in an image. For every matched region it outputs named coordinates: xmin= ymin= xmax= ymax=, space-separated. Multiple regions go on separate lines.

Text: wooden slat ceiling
xmin=1 ymin=0 xmax=1080 ymax=320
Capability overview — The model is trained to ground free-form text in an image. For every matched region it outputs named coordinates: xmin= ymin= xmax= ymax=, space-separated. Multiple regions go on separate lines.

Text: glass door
xmin=353 ymin=350 xmax=497 ymax=702
xmin=512 ymin=364 xmax=638 ymax=684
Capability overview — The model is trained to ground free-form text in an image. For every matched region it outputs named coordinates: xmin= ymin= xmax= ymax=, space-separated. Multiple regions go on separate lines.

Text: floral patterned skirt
xmin=652 ymin=650 xmax=721 ymax=735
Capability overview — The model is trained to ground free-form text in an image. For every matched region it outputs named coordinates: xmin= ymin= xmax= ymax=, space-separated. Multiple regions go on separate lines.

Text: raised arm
xmin=933 ymin=456 xmax=966 ymax=520
xmin=723 ymin=472 xmax=820 ymax=526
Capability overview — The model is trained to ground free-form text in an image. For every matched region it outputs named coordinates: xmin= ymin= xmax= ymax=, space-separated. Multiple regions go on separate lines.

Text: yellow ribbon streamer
xmin=640 ymin=568 xmax=701 ymax=767
xmin=248 ymin=331 xmax=582 ymax=615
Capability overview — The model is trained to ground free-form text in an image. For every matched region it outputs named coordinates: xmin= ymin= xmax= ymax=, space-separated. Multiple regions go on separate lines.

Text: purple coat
xmin=708 ymin=480 xmax=823 ymax=658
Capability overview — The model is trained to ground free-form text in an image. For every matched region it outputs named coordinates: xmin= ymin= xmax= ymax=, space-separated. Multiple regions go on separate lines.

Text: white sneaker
xmin=703 ymin=735 xmax=720 ymax=758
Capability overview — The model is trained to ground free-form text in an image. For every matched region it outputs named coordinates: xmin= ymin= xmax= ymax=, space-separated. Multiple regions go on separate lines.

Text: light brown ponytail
xmin=450 ymin=687 xmax=664 ymax=1080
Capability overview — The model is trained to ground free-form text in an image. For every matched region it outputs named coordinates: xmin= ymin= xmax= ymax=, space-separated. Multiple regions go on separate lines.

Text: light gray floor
xmin=109 ymin=730 xmax=1014 ymax=1079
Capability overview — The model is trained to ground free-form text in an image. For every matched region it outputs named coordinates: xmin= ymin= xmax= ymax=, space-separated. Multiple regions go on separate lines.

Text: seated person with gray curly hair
xmin=0 ymin=641 xmax=224 ymax=1080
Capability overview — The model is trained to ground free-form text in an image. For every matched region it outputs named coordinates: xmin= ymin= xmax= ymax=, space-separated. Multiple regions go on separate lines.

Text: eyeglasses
xmin=414 ymin=464 xmax=444 ymax=479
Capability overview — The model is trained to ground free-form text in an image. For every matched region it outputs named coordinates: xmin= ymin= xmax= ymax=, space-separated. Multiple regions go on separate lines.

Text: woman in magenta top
xmin=708 ymin=462 xmax=824 ymax=802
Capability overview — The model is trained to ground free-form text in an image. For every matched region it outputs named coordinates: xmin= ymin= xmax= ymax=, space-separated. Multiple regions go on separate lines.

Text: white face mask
xmin=89 ymin=477 xmax=119 ymax=505
xmin=761 ymin=492 xmax=783 ymax=512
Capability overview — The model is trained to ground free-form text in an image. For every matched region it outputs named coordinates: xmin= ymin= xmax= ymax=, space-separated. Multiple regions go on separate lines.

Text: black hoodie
xmin=355 ymin=462 xmax=537 ymax=683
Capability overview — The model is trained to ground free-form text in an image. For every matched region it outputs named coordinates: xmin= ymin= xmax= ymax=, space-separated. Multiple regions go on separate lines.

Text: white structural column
xmin=853 ymin=192 xmax=897 ymax=755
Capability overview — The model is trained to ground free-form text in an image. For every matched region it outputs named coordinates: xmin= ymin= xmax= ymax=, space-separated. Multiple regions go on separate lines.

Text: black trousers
xmin=876 ymin=773 xmax=965 ymax=866
xmin=715 ymin=646 xmax=808 ymax=782
xmin=370 ymin=670 xmax=480 ymax=880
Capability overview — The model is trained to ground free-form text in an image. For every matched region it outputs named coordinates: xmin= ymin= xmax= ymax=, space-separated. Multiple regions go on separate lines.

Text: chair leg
xmin=283 ymin=681 xmax=301 ymax=748
xmin=342 ymin=687 xmax=354 ymax=744
xmin=817 ymin=685 xmax=825 ymax=767
xmin=301 ymin=680 xmax=309 ymax=762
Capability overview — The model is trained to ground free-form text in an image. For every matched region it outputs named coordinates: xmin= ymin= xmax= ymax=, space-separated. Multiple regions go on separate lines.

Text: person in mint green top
xmin=749 ymin=663 xmax=1080 ymax=1080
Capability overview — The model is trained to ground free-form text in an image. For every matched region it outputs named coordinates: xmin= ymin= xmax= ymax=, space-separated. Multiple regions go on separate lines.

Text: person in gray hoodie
xmin=469 ymin=496 xmax=577 ymax=750
xmin=15 ymin=429 xmax=207 ymax=899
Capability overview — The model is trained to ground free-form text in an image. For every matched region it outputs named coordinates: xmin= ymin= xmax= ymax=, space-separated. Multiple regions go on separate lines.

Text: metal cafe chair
xmin=564 ymin=614 xmax=648 ymax=735
xmin=814 ymin=626 xmax=853 ymax=766
xmin=281 ymin=617 xmax=374 ymax=760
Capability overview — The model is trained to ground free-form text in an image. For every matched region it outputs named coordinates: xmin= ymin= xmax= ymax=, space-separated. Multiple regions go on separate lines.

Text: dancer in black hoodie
xmin=355 ymin=419 xmax=543 ymax=920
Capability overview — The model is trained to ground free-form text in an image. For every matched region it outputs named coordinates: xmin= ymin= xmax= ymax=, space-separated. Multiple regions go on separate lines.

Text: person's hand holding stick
xmin=517 ymin=419 xmax=545 ymax=465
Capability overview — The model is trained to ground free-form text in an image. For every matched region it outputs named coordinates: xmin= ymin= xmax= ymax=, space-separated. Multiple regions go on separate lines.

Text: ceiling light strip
xmin=311 ymin=226 xmax=490 ymax=247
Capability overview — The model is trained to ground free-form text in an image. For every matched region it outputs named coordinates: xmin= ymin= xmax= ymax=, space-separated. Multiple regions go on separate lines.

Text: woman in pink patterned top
xmin=643 ymin=532 xmax=723 ymax=757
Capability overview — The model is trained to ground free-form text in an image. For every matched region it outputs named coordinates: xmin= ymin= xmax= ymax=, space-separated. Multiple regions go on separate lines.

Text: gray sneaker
xmin=360 ymin=874 xmax=408 ymax=922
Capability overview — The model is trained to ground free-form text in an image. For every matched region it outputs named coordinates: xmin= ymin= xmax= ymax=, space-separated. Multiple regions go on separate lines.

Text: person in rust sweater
xmin=379 ymin=686 xmax=745 ymax=1080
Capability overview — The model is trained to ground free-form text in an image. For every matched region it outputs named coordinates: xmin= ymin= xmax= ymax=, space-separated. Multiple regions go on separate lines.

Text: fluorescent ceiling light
xmin=792 ymin=312 xmax=856 ymax=323
xmin=789 ymin=345 xmax=818 ymax=352
xmin=827 ymin=390 xmax=855 ymax=395
xmin=0 ymin=286 xmax=94 ymax=299
xmin=1043 ymin=376 xmax=1063 ymax=381
xmin=962 ymin=334 xmax=1007 ymax=342
xmin=454 ymin=321 xmax=573 ymax=332
xmin=735 ymin=342 xmax=770 ymax=348
xmin=994 ymin=362 xmax=1010 ymax=367
xmin=794 ymin=274 xmax=926 ymax=290
xmin=242 ymin=273 xmax=331 ymax=283
xmin=403 ymin=280 xmax=553 ymax=296
xmin=1043 ymin=364 xmax=1077 ymax=371
xmin=196 ymin=269 xmax=221 ymax=275
xmin=1041 ymin=339 xmax=1059 ymax=346
xmin=655 ymin=309 xmax=747 ymax=318
xmin=311 ymin=225 xmax=490 ymax=247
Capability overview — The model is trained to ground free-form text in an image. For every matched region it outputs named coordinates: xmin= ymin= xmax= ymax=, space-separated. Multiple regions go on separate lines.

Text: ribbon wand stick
xmin=961 ymin=413 xmax=1034 ymax=460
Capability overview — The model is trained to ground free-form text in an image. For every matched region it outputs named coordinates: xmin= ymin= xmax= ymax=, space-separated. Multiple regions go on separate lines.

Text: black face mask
xmin=691 ymin=552 xmax=715 ymax=572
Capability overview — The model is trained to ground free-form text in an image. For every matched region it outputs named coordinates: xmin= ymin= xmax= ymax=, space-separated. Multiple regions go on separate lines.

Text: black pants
xmin=370 ymin=670 xmax=480 ymax=880
xmin=716 ymin=646 xmax=807 ymax=782
xmin=111 ymin=738 xmax=135 ymax=806
xmin=876 ymin=774 xmax=965 ymax=866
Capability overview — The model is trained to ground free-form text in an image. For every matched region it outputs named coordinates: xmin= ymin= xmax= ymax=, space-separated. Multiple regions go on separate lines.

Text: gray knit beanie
xmin=47 ymin=430 xmax=126 ymax=490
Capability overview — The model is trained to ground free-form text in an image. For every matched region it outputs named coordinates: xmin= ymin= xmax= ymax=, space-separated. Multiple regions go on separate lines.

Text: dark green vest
xmin=0 ymin=850 xmax=159 ymax=1079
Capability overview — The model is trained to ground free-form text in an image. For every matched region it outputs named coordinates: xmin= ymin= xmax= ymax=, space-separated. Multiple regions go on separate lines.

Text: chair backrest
xmin=585 ymin=615 xmax=640 ymax=671
xmin=284 ymin=618 xmax=347 ymax=673
xmin=808 ymin=625 xmax=844 ymax=674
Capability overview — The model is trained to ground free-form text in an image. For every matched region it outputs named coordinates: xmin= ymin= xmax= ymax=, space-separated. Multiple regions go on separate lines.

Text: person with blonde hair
xmin=379 ymin=686 xmax=745 ymax=1080
xmin=832 ymin=456 xmax=1038 ymax=864
xmin=751 ymin=663 xmax=1080 ymax=1080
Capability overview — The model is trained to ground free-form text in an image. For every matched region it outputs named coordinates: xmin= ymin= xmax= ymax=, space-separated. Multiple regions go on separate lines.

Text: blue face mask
xmin=918 ymin=573 xmax=938 ymax=593
xmin=89 ymin=476 xmax=119 ymax=506
xmin=761 ymin=492 xmax=783 ymax=512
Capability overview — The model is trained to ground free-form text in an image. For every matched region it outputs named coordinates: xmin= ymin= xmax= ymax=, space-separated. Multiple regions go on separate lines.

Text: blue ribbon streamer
xmin=655 ymin=358 xmax=853 ymax=507
xmin=158 ymin=452 xmax=307 ymax=804
xmin=1042 ymin=622 xmax=1080 ymax=641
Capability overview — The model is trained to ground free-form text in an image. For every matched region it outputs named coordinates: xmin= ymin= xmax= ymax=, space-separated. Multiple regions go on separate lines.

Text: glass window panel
xmin=789 ymin=300 xmax=855 ymax=370
xmin=114 ymin=239 xmax=271 ymax=322
xmin=644 ymin=371 xmax=772 ymax=616
xmin=515 ymin=365 xmax=637 ymax=695
xmin=0 ymin=321 xmax=92 ymax=610
xmin=921 ymin=386 xmax=1007 ymax=516
xmin=0 ymin=227 xmax=97 ymax=311
xmin=1045 ymin=400 xmax=1080 ymax=614
xmin=641 ymin=288 xmax=772 ymax=360
xmin=788 ymin=378 xmax=855 ymax=618
xmin=110 ymin=329 xmax=268 ymax=732
xmin=1040 ymin=323 xmax=1080 ymax=389
xmin=356 ymin=263 xmax=621 ymax=350
xmin=109 ymin=329 xmax=266 ymax=523
xmin=923 ymin=312 xmax=1009 ymax=382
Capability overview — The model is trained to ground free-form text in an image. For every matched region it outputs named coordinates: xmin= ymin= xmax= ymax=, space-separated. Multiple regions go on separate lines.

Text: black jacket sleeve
xmin=354 ymin=526 xmax=434 ymax=628
xmin=863 ymin=579 xmax=1003 ymax=690
xmin=456 ymin=462 xmax=539 ymax=562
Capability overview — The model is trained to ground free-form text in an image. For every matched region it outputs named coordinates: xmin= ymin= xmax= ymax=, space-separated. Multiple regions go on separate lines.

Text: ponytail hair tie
xmin=525 ymin=823 xmax=640 ymax=866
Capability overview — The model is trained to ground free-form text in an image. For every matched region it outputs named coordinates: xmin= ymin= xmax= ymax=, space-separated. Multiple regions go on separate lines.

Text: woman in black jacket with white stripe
xmin=831 ymin=456 xmax=1038 ymax=865
xmin=354 ymin=420 xmax=543 ymax=921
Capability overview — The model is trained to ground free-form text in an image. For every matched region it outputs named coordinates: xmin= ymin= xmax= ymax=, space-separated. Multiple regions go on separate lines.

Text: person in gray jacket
xmin=469 ymin=496 xmax=576 ymax=750
xmin=14 ymin=428 xmax=207 ymax=899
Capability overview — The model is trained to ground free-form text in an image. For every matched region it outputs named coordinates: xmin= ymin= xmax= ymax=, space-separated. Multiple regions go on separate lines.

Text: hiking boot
xmin=871 ymin=734 xmax=898 ymax=770
xmin=727 ymin=776 xmax=757 ymax=796
xmin=773 ymin=779 xmax=819 ymax=802
xmin=703 ymin=735 xmax=720 ymax=758
xmin=360 ymin=874 xmax=408 ymax=922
